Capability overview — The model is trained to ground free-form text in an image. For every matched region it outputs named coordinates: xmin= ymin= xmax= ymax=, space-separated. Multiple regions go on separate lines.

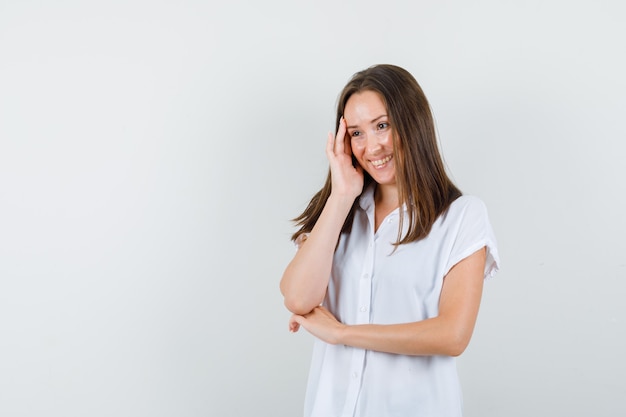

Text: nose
xmin=366 ymin=136 xmax=383 ymax=155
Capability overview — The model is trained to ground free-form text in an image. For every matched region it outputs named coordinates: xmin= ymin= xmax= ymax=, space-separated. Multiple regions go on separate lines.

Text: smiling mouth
xmin=371 ymin=155 xmax=392 ymax=168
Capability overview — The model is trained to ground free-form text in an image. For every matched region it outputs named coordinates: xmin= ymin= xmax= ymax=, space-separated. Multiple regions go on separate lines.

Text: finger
xmin=343 ymin=131 xmax=353 ymax=157
xmin=316 ymin=306 xmax=334 ymax=319
xmin=290 ymin=321 xmax=300 ymax=333
xmin=334 ymin=116 xmax=346 ymax=155
xmin=288 ymin=315 xmax=301 ymax=332
xmin=325 ymin=131 xmax=335 ymax=160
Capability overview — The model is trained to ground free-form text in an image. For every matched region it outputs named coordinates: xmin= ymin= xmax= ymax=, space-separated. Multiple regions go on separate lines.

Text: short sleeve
xmin=443 ymin=196 xmax=500 ymax=279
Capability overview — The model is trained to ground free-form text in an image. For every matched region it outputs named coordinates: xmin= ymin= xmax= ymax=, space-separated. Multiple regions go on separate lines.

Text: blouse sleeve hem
xmin=444 ymin=238 xmax=500 ymax=280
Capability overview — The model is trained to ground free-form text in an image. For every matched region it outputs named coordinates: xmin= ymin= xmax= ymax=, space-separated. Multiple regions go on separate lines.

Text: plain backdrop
xmin=1 ymin=1 xmax=625 ymax=416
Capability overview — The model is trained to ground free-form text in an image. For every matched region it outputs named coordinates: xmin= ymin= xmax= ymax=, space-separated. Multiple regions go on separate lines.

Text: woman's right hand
xmin=326 ymin=116 xmax=364 ymax=200
xmin=280 ymin=117 xmax=362 ymax=315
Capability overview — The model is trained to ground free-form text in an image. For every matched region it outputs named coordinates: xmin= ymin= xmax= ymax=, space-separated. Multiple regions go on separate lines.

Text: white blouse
xmin=303 ymin=186 xmax=499 ymax=417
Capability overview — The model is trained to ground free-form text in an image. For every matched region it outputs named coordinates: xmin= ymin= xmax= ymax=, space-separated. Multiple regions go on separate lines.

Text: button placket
xmin=356 ymin=235 xmax=373 ymax=325
xmin=342 ymin=348 xmax=366 ymax=417
xmin=342 ymin=233 xmax=374 ymax=416
xmin=342 ymin=198 xmax=383 ymax=417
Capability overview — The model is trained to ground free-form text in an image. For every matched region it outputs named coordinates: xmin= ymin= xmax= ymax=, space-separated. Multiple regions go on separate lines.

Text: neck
xmin=374 ymin=184 xmax=399 ymax=209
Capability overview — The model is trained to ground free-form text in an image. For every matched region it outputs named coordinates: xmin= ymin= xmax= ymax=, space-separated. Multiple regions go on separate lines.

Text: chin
xmin=371 ymin=175 xmax=396 ymax=186
xmin=367 ymin=168 xmax=394 ymax=183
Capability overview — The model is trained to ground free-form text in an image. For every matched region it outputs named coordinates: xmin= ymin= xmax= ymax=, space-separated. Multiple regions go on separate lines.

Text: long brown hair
xmin=292 ymin=64 xmax=461 ymax=246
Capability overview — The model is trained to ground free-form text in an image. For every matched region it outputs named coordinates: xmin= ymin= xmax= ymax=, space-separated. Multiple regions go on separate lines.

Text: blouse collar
xmin=358 ymin=184 xmax=409 ymax=214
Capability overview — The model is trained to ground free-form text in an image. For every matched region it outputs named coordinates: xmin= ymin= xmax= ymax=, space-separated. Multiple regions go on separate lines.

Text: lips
xmin=371 ymin=155 xmax=393 ymax=168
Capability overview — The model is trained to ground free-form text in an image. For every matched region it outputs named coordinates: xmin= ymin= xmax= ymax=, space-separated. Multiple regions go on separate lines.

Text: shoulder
xmin=433 ymin=195 xmax=495 ymax=243
xmin=445 ymin=195 xmax=489 ymax=222
xmin=450 ymin=195 xmax=486 ymax=209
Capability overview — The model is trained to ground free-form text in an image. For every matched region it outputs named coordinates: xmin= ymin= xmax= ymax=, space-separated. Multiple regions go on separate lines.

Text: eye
xmin=350 ymin=130 xmax=362 ymax=137
xmin=377 ymin=122 xmax=389 ymax=130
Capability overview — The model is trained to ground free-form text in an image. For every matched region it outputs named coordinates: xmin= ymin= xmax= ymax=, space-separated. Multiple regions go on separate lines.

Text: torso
xmin=304 ymin=186 xmax=499 ymax=417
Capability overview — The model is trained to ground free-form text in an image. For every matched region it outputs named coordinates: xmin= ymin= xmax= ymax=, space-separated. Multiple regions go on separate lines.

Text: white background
xmin=1 ymin=1 xmax=625 ymax=416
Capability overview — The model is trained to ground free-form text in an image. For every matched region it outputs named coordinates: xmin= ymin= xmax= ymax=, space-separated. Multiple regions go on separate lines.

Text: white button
xmin=360 ymin=306 xmax=367 ymax=312
xmin=352 ymin=372 xmax=358 ymax=378
xmin=362 ymin=273 xmax=369 ymax=279
xmin=387 ymin=218 xmax=393 ymax=223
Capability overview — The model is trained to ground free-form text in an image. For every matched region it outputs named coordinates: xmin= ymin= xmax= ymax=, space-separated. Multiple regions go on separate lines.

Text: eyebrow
xmin=346 ymin=114 xmax=388 ymax=130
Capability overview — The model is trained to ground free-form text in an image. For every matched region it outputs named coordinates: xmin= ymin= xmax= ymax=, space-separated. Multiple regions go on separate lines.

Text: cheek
xmin=350 ymin=140 xmax=365 ymax=155
xmin=383 ymin=132 xmax=394 ymax=146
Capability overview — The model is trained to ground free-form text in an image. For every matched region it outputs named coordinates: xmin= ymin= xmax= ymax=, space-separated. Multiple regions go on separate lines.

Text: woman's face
xmin=344 ymin=90 xmax=396 ymax=187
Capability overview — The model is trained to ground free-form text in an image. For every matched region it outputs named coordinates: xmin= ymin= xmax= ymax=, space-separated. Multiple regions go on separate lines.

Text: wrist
xmin=335 ymin=323 xmax=350 ymax=346
xmin=327 ymin=192 xmax=358 ymax=210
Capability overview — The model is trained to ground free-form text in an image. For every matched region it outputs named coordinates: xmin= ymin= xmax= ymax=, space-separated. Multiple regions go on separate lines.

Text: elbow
xmin=444 ymin=332 xmax=472 ymax=357
xmin=446 ymin=341 xmax=468 ymax=357
xmin=430 ymin=315 xmax=475 ymax=357
xmin=283 ymin=296 xmax=318 ymax=316
xmin=279 ymin=281 xmax=311 ymax=315
xmin=279 ymin=273 xmax=324 ymax=315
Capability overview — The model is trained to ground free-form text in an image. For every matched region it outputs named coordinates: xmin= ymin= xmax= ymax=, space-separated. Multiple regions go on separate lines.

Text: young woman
xmin=280 ymin=64 xmax=499 ymax=417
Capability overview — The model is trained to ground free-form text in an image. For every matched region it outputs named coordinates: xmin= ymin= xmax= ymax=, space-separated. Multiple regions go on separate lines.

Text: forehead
xmin=344 ymin=90 xmax=387 ymax=121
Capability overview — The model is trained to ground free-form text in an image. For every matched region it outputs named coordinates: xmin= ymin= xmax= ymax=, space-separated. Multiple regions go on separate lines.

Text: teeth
xmin=371 ymin=155 xmax=392 ymax=167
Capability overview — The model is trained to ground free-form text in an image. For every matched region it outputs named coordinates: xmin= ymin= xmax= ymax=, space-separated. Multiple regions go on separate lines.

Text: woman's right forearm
xmin=280 ymin=194 xmax=355 ymax=315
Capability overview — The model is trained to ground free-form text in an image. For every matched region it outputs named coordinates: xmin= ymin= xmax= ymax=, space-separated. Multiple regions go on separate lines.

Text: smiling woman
xmin=279 ymin=64 xmax=500 ymax=417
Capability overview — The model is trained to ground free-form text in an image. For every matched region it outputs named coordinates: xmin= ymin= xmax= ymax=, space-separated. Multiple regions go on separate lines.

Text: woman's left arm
xmin=289 ymin=247 xmax=486 ymax=357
